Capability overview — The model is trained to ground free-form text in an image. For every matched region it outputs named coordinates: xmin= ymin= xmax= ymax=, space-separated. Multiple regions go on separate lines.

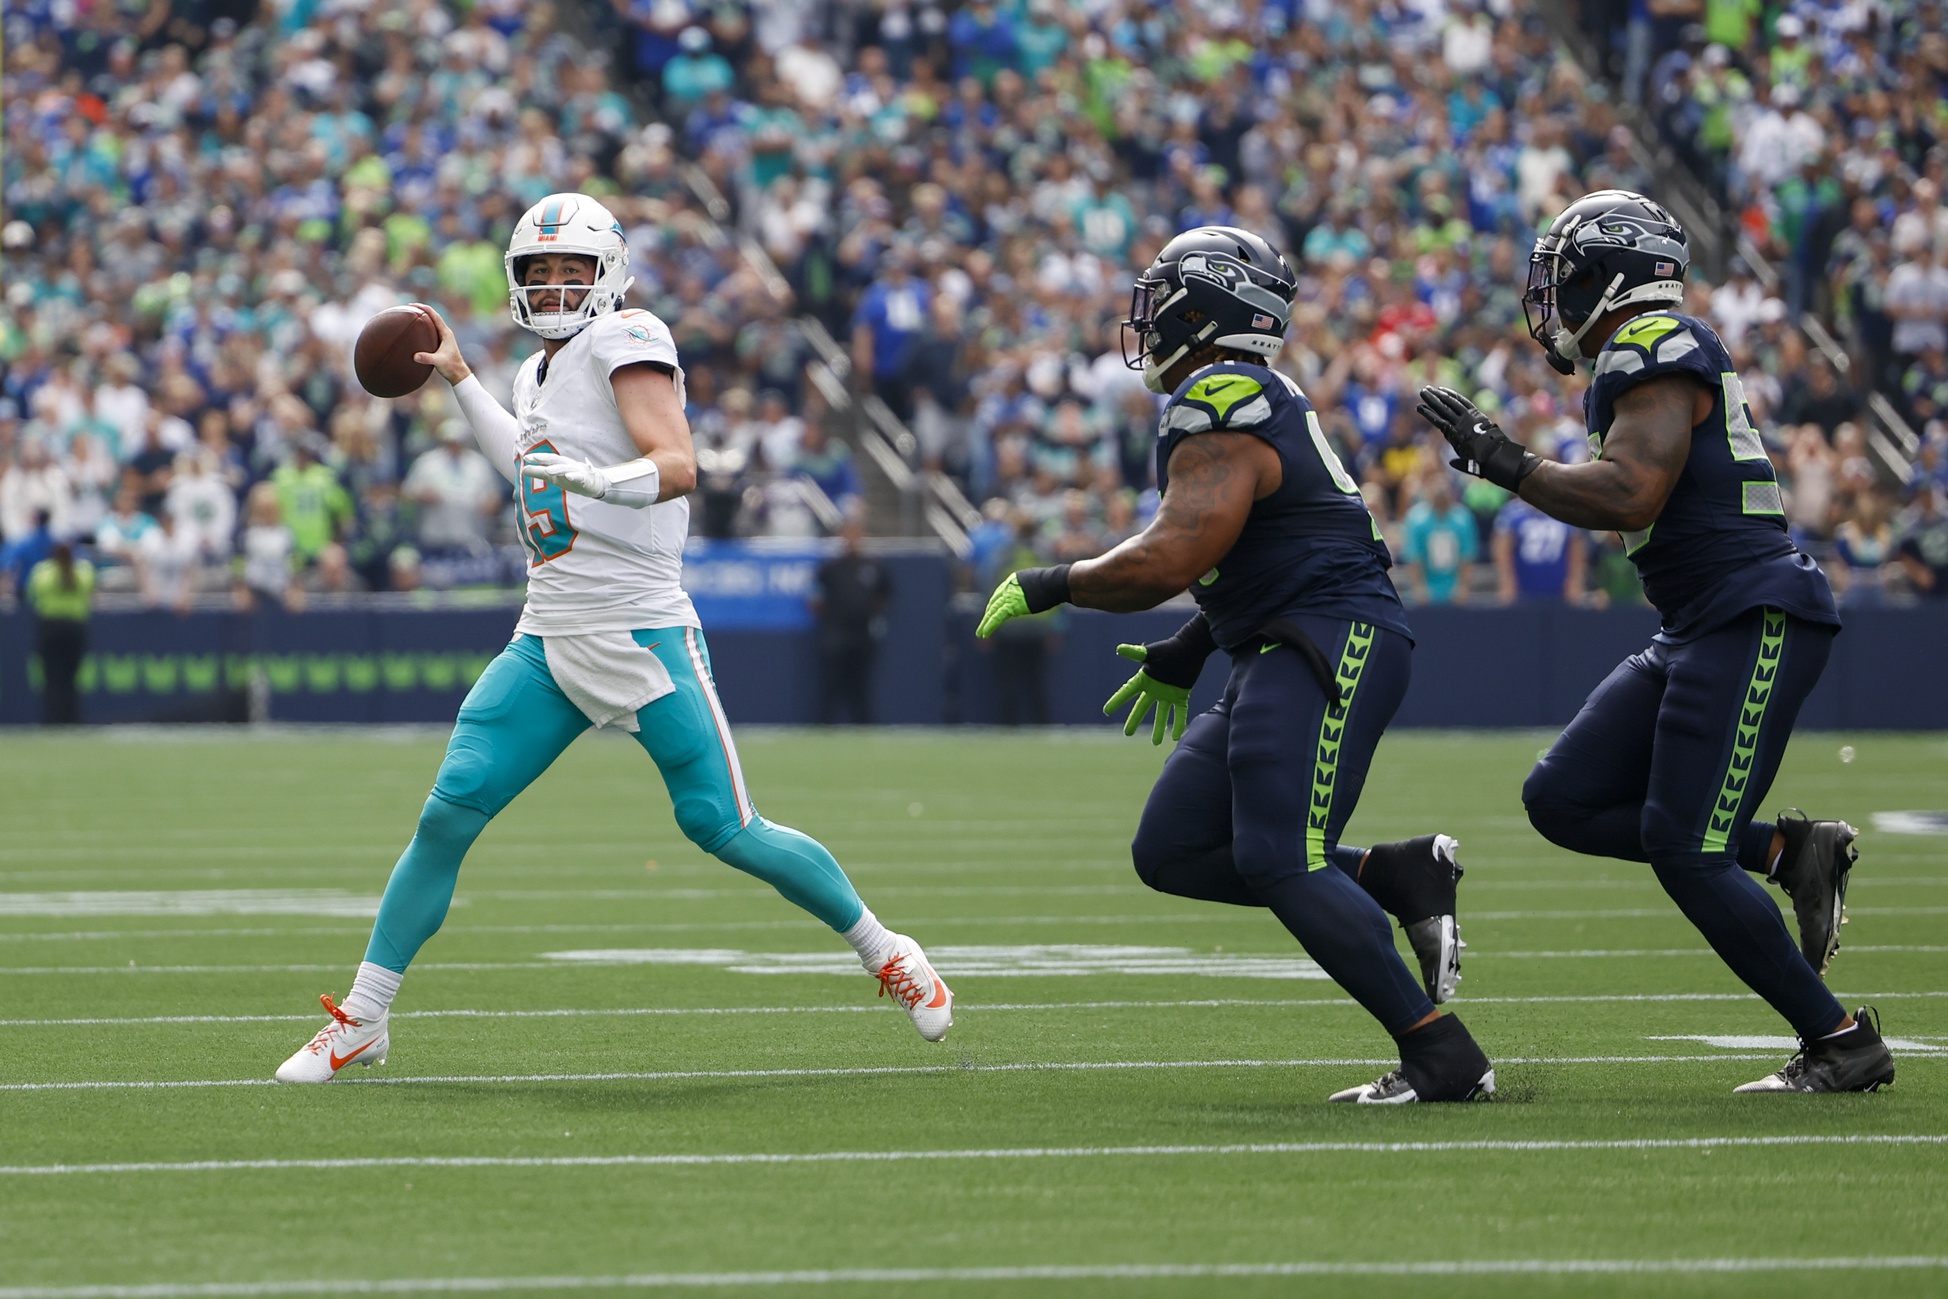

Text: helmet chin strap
xmin=1141 ymin=352 xmax=1177 ymax=394
xmin=1549 ymin=271 xmax=1626 ymax=370
xmin=1142 ymin=321 xmax=1219 ymax=394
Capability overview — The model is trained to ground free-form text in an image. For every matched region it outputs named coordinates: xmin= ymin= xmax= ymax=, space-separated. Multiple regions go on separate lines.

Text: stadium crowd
xmin=3 ymin=0 xmax=1946 ymax=613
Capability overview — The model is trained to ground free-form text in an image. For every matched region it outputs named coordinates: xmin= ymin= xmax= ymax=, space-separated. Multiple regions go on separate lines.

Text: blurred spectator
xmin=25 ymin=542 xmax=93 ymax=725
xmin=810 ymin=519 xmax=892 ymax=725
xmin=2 ymin=442 xmax=73 ymax=543
xmin=1895 ymin=486 xmax=1948 ymax=598
xmin=64 ymin=432 xmax=118 ymax=542
xmin=852 ymin=250 xmax=930 ymax=420
xmin=403 ymin=421 xmax=504 ymax=557
xmin=1492 ymin=494 xmax=1586 ymax=606
xmin=663 ymin=28 xmax=732 ymax=111
xmin=167 ymin=449 xmax=238 ymax=562
xmin=1887 ymin=245 xmax=1948 ymax=362
xmin=1902 ymin=343 xmax=1948 ymax=429
xmin=272 ymin=439 xmax=355 ymax=567
xmin=135 ymin=510 xmax=200 ymax=615
xmin=1399 ymin=474 xmax=1478 ymax=605
xmin=1831 ymin=488 xmax=1897 ymax=604
xmin=309 ymin=543 xmax=368 ymax=597
xmin=1780 ymin=363 xmax=1860 ymax=437
xmin=234 ymin=482 xmax=301 ymax=613
xmin=789 ymin=421 xmax=862 ymax=521
xmin=125 ymin=421 xmax=176 ymax=519
xmin=749 ymin=389 xmax=805 ymax=471
xmin=1 ymin=508 xmax=57 ymax=599
xmin=1784 ymin=425 xmax=1839 ymax=540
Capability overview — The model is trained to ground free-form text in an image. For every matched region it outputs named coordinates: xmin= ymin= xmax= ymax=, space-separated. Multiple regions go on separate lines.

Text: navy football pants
xmin=1130 ymin=616 xmax=1435 ymax=1035
xmin=1523 ymin=607 xmax=1847 ymax=1038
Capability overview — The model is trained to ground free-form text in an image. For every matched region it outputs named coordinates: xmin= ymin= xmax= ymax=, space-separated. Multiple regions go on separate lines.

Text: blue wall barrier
xmin=947 ymin=601 xmax=1948 ymax=731
xmin=0 ymin=549 xmax=952 ymax=727
xmin=5 ymin=551 xmax=1945 ymax=729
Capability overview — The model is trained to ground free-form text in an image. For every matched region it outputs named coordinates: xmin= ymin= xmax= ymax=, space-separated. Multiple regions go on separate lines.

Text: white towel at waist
xmin=537 ymin=631 xmax=676 ymax=732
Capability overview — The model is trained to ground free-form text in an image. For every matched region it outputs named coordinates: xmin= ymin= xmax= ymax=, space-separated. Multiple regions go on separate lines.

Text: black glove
xmin=1131 ymin=613 xmax=1217 ymax=690
xmin=1416 ymin=385 xmax=1540 ymax=492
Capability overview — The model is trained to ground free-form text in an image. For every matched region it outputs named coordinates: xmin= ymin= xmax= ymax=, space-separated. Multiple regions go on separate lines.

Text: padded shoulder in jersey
xmin=1591 ymin=311 xmax=1722 ymax=397
xmin=1160 ymin=362 xmax=1284 ymax=437
xmin=584 ymin=309 xmax=680 ymax=379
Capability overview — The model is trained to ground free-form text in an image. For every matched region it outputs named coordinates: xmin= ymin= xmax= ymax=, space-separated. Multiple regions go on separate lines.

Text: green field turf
xmin=0 ymin=726 xmax=1943 ymax=1298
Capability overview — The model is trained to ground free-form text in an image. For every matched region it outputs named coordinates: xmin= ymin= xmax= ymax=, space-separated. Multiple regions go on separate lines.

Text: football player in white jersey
xmin=276 ymin=194 xmax=952 ymax=1082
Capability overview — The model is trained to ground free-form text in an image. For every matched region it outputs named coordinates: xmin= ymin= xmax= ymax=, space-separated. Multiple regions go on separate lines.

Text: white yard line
xmin=3 ymin=1134 xmax=1944 ymax=1178
xmin=3 ymin=944 xmax=1942 ymax=975
xmin=4 ymin=990 xmax=1945 ymax=1028
xmin=2 ymin=904 xmax=1941 ymax=945
xmin=2 ymin=1257 xmax=1945 ymax=1297
xmin=9 ymin=1052 xmax=1939 ymax=1093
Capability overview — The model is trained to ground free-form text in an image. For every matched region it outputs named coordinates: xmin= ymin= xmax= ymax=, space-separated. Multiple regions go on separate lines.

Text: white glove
xmin=521 ymin=452 xmax=661 ymax=509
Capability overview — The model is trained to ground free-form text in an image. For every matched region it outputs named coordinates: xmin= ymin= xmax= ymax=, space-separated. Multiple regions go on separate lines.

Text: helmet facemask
xmin=504 ymin=194 xmax=634 ymax=340
xmin=1525 ymin=193 xmax=1689 ymax=374
xmin=1122 ymin=276 xmax=1208 ymax=395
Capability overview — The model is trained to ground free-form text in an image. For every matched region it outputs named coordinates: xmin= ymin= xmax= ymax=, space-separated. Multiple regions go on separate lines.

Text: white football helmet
xmin=504 ymin=193 xmax=634 ymax=339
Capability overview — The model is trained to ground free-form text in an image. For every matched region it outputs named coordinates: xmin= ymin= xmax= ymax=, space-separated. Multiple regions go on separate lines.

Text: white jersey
xmin=509 ymin=309 xmax=699 ymax=636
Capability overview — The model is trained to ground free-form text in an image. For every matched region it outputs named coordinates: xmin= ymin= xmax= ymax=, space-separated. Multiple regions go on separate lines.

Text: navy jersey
xmin=1585 ymin=313 xmax=1837 ymax=638
xmin=1155 ymin=361 xmax=1410 ymax=649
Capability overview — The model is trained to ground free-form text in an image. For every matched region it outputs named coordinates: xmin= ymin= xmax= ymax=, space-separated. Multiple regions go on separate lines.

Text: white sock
xmin=1766 ymin=844 xmax=1785 ymax=879
xmin=842 ymin=907 xmax=899 ymax=973
xmin=341 ymin=962 xmax=403 ymax=1022
xmin=1819 ymin=1018 xmax=1859 ymax=1040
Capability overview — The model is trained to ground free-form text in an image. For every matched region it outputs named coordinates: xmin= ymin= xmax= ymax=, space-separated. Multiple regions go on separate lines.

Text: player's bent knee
xmin=1129 ymin=828 xmax=1179 ymax=892
xmin=673 ymin=792 xmax=743 ymax=855
xmin=415 ymin=792 xmax=476 ymax=840
xmin=1521 ymin=764 xmax=1581 ymax=847
xmin=430 ymin=740 xmax=503 ymax=818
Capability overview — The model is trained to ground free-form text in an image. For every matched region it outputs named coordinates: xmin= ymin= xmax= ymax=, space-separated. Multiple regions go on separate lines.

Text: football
xmin=353 ymin=304 xmax=438 ymax=398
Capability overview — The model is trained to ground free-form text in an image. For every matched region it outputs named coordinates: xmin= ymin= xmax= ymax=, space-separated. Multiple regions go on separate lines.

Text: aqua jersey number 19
xmin=519 ymin=439 xmax=579 ymax=564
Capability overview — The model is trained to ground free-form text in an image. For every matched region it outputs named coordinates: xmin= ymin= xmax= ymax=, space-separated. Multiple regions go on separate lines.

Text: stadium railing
xmin=682 ymin=159 xmax=978 ymax=555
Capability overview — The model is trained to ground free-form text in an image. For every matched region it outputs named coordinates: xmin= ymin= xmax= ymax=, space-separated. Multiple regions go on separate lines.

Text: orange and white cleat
xmin=274 ymin=994 xmax=389 ymax=1083
xmin=876 ymin=936 xmax=953 ymax=1042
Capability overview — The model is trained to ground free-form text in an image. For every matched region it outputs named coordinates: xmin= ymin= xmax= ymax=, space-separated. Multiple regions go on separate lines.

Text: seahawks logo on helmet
xmin=1525 ymin=190 xmax=1689 ymax=374
xmin=1123 ymin=227 xmax=1297 ymax=394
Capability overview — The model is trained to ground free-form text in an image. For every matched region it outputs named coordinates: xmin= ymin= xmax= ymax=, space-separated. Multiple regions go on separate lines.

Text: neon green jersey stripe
xmin=1307 ymin=622 xmax=1375 ymax=869
xmin=1701 ymin=610 xmax=1786 ymax=855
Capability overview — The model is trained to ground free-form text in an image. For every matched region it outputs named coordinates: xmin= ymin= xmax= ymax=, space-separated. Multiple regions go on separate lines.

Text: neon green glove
xmin=975 ymin=565 xmax=1072 ymax=638
xmin=1104 ymin=644 xmax=1193 ymax=744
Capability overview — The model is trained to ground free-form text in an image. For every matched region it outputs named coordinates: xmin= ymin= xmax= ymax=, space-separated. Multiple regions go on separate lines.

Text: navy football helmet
xmin=1525 ymin=190 xmax=1689 ymax=374
xmin=1123 ymin=226 xmax=1297 ymax=393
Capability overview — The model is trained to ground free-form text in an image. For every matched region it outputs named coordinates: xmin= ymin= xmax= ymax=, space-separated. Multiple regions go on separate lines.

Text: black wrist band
xmin=1016 ymin=564 xmax=1073 ymax=613
xmin=1171 ymin=613 xmax=1217 ymax=660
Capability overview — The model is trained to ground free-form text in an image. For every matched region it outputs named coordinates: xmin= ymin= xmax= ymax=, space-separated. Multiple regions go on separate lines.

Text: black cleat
xmin=1734 ymin=1005 xmax=1896 ymax=1094
xmin=1358 ymin=833 xmax=1465 ymax=1003
xmin=1772 ymin=811 xmax=1857 ymax=975
xmin=1328 ymin=1013 xmax=1495 ymax=1103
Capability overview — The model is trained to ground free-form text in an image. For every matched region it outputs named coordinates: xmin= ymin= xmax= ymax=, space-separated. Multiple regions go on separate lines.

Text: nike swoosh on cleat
xmin=926 ymin=979 xmax=950 ymax=1010
xmin=330 ymin=1041 xmax=377 ymax=1071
